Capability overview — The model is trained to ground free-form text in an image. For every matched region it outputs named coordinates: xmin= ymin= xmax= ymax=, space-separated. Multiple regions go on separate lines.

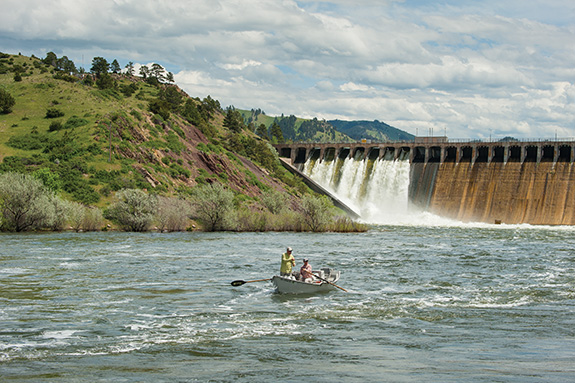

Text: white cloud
xmin=1 ymin=0 xmax=574 ymax=140
xmin=340 ymin=82 xmax=372 ymax=92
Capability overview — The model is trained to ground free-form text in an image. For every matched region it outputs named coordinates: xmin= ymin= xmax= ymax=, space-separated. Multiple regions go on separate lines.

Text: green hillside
xmin=0 ymin=52 xmax=303 ymax=208
xmin=0 ymin=52 xmax=370 ymax=233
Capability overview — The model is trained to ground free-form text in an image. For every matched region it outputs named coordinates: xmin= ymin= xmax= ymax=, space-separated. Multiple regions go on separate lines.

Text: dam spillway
xmin=274 ymin=140 xmax=575 ymax=225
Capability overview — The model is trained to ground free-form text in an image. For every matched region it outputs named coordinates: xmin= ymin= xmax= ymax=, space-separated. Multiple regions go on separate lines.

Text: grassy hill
xmin=0 ymin=53 xmax=304 ymax=209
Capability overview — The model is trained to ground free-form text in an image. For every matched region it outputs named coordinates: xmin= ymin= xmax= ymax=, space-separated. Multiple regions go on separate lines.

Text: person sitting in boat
xmin=300 ymin=258 xmax=314 ymax=282
xmin=280 ymin=247 xmax=295 ymax=277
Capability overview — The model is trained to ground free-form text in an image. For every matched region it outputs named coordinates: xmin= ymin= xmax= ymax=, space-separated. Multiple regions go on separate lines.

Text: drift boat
xmin=271 ymin=268 xmax=342 ymax=294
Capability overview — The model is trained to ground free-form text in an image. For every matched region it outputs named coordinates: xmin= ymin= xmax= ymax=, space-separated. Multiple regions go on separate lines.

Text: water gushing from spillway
xmin=302 ymin=154 xmax=418 ymax=224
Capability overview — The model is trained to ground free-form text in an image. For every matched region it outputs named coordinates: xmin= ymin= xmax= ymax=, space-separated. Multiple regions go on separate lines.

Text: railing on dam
xmin=273 ymin=139 xmax=575 ymax=165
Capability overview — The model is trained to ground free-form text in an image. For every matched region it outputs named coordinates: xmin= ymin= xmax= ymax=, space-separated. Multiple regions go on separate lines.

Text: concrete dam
xmin=274 ymin=140 xmax=575 ymax=225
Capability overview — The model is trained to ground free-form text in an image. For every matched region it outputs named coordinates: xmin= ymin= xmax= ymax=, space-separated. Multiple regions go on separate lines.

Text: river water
xmin=1 ymin=225 xmax=574 ymax=382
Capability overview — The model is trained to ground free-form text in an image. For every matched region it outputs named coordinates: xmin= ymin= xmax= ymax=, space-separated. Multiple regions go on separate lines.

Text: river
xmin=1 ymin=225 xmax=574 ymax=382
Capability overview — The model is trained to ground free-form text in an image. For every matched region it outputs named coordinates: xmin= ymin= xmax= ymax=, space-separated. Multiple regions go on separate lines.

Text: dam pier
xmin=275 ymin=139 xmax=575 ymax=166
xmin=274 ymin=139 xmax=575 ymax=225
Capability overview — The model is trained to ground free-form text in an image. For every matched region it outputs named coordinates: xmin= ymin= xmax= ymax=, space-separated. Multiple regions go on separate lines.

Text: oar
xmin=231 ymin=278 xmax=271 ymax=287
xmin=312 ymin=273 xmax=348 ymax=292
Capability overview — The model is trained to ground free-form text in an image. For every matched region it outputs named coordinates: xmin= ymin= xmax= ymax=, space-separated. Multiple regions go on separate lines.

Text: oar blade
xmin=231 ymin=280 xmax=246 ymax=286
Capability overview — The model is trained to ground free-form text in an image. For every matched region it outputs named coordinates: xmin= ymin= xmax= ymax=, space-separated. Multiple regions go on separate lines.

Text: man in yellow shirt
xmin=280 ymin=247 xmax=295 ymax=277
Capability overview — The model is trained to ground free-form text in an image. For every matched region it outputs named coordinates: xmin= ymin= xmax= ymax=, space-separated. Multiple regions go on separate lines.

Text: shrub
xmin=96 ymin=73 xmax=116 ymax=90
xmin=120 ymin=83 xmax=138 ymax=97
xmin=48 ymin=121 xmax=63 ymax=131
xmin=33 ymin=167 xmax=62 ymax=192
xmin=0 ymin=172 xmax=55 ymax=231
xmin=64 ymin=115 xmax=89 ymax=129
xmin=0 ymin=88 xmax=16 ymax=114
xmin=189 ymin=183 xmax=234 ymax=231
xmin=149 ymin=99 xmax=170 ymax=120
xmin=45 ymin=108 xmax=65 ymax=118
xmin=82 ymin=207 xmax=104 ymax=231
xmin=67 ymin=201 xmax=85 ymax=232
xmin=155 ymin=196 xmax=191 ymax=232
xmin=45 ymin=195 xmax=72 ymax=231
xmin=7 ymin=128 xmax=50 ymax=150
xmin=105 ymin=189 xmax=157 ymax=232
xmin=260 ymin=190 xmax=289 ymax=214
xmin=68 ymin=182 xmax=100 ymax=204
xmin=300 ymin=194 xmax=333 ymax=232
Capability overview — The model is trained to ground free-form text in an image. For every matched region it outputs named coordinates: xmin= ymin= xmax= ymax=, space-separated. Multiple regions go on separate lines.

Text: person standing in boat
xmin=280 ymin=247 xmax=295 ymax=277
xmin=300 ymin=258 xmax=314 ymax=282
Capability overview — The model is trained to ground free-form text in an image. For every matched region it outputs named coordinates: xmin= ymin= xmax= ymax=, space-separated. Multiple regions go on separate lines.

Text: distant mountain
xmin=239 ymin=110 xmax=353 ymax=143
xmin=240 ymin=109 xmax=414 ymax=143
xmin=328 ymin=120 xmax=415 ymax=142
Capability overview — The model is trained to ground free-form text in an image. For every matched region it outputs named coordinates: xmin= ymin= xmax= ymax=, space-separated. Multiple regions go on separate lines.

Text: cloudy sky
xmin=1 ymin=0 xmax=574 ymax=139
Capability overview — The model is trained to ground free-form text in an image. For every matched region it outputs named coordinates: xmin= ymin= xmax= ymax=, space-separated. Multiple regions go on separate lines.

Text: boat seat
xmin=313 ymin=270 xmax=325 ymax=279
xmin=321 ymin=268 xmax=333 ymax=277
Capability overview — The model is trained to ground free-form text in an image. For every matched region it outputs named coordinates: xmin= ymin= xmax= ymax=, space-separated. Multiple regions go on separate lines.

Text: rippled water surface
xmin=1 ymin=226 xmax=575 ymax=382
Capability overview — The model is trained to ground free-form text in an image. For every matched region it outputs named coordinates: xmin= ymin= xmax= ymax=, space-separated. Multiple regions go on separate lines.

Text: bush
xmin=189 ymin=183 xmax=234 ymax=231
xmin=149 ymin=99 xmax=170 ymax=120
xmin=45 ymin=195 xmax=72 ymax=231
xmin=105 ymin=189 xmax=157 ymax=232
xmin=67 ymin=181 xmax=100 ymax=204
xmin=45 ymin=108 xmax=64 ymax=118
xmin=0 ymin=172 xmax=56 ymax=231
xmin=96 ymin=73 xmax=116 ymax=90
xmin=260 ymin=190 xmax=288 ymax=214
xmin=68 ymin=203 xmax=104 ymax=232
xmin=120 ymin=83 xmax=139 ymax=97
xmin=300 ymin=194 xmax=333 ymax=232
xmin=83 ymin=207 xmax=104 ymax=231
xmin=48 ymin=121 xmax=63 ymax=131
xmin=7 ymin=128 xmax=50 ymax=150
xmin=64 ymin=115 xmax=89 ymax=129
xmin=155 ymin=196 xmax=191 ymax=232
xmin=33 ymin=167 xmax=62 ymax=192
xmin=0 ymin=88 xmax=16 ymax=114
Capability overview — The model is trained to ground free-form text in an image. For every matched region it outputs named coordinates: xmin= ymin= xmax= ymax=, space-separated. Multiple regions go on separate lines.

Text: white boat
xmin=271 ymin=268 xmax=342 ymax=294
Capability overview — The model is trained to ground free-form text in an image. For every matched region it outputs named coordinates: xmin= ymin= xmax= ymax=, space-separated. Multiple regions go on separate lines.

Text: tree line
xmin=0 ymin=172 xmax=366 ymax=233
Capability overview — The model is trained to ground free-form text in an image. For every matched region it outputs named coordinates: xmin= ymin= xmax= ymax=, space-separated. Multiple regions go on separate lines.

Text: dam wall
xmin=415 ymin=161 xmax=575 ymax=225
xmin=275 ymin=140 xmax=575 ymax=225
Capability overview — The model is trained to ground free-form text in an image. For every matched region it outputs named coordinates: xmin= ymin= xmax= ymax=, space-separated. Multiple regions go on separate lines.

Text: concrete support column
xmin=537 ymin=145 xmax=542 ymax=164
xmin=521 ymin=146 xmax=527 ymax=164
xmin=504 ymin=145 xmax=509 ymax=164
xmin=553 ymin=144 xmax=559 ymax=164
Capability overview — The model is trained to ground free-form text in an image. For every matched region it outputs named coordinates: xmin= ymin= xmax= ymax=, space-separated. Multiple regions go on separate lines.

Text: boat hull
xmin=271 ymin=269 xmax=341 ymax=294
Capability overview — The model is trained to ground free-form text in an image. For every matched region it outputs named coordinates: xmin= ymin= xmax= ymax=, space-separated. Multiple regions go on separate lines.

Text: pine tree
xmin=269 ymin=122 xmax=284 ymax=144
